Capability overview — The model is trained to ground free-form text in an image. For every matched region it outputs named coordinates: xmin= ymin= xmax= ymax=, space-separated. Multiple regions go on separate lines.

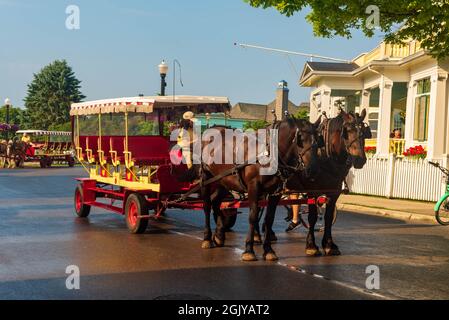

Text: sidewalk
xmin=337 ymin=194 xmax=437 ymax=223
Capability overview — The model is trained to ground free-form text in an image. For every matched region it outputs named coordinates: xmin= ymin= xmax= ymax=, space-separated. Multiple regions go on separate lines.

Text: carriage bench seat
xmin=127 ymin=136 xmax=171 ymax=165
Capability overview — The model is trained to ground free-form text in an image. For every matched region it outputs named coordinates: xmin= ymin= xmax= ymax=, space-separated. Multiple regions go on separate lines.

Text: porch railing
xmin=364 ymin=139 xmax=406 ymax=156
xmin=390 ymin=139 xmax=406 ymax=156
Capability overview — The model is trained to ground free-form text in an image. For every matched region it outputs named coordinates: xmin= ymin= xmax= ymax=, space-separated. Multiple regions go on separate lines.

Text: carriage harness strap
xmin=175 ymin=121 xmax=311 ymax=202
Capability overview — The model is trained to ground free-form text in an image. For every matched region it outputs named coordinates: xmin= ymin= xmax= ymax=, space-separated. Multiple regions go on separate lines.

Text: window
xmin=414 ymin=78 xmax=431 ymax=141
xmin=127 ymin=112 xmax=160 ymax=136
xmin=368 ymin=87 xmax=380 ymax=139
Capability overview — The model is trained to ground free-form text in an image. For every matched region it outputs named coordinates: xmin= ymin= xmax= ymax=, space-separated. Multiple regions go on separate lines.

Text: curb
xmin=337 ymin=203 xmax=437 ymax=224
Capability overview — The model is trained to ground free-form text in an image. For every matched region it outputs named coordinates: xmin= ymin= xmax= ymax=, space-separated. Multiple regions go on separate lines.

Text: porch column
xmin=361 ymin=90 xmax=371 ymax=116
xmin=321 ymin=88 xmax=332 ymax=117
xmin=429 ymin=72 xmax=448 ymax=159
xmin=377 ymin=77 xmax=393 ymax=157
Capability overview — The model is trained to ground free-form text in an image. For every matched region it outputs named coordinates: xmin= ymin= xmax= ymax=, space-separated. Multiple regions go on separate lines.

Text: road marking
xmin=168 ymin=221 xmax=393 ymax=300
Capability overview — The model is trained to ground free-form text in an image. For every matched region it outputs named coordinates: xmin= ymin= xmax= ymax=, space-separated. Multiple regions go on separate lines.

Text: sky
xmin=0 ymin=0 xmax=383 ymax=108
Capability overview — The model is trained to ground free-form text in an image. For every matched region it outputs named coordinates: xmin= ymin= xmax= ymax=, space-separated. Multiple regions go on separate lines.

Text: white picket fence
xmin=347 ymin=155 xmax=447 ymax=202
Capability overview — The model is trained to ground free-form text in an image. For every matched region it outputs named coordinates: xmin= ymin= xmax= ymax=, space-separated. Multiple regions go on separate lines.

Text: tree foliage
xmin=243 ymin=119 xmax=269 ymax=131
xmin=24 ymin=60 xmax=85 ymax=130
xmin=0 ymin=105 xmax=25 ymax=127
xmin=245 ymin=0 xmax=449 ymax=59
xmin=294 ymin=109 xmax=309 ymax=120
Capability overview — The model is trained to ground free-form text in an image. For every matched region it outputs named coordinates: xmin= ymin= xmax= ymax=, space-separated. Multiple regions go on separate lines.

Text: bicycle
xmin=429 ymin=161 xmax=449 ymax=226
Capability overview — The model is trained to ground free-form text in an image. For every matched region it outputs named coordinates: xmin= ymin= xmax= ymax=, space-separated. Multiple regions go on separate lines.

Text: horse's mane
xmin=328 ymin=114 xmax=344 ymax=134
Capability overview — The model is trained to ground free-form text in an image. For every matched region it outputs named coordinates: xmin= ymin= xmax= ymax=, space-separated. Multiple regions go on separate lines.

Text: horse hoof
xmin=242 ymin=252 xmax=258 ymax=262
xmin=324 ymin=247 xmax=341 ymax=256
xmin=306 ymin=247 xmax=322 ymax=257
xmin=263 ymin=252 xmax=279 ymax=262
xmin=254 ymin=234 xmax=263 ymax=245
xmin=269 ymin=233 xmax=278 ymax=242
xmin=213 ymin=235 xmax=225 ymax=247
xmin=201 ymin=240 xmax=214 ymax=249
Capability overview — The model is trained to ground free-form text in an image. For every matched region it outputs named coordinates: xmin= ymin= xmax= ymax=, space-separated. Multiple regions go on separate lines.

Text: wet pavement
xmin=0 ymin=167 xmax=449 ymax=300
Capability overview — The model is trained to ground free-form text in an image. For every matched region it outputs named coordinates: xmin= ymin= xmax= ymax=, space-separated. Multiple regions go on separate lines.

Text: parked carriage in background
xmin=16 ymin=130 xmax=76 ymax=168
xmin=71 ymin=95 xmax=319 ymax=234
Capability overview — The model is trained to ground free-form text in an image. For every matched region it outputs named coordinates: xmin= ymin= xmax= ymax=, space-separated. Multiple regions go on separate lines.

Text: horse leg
xmin=306 ymin=204 xmax=322 ymax=257
xmin=263 ymin=195 xmax=280 ymax=261
xmin=253 ymin=208 xmax=263 ymax=245
xmin=322 ymin=197 xmax=341 ymax=256
xmin=242 ymin=181 xmax=259 ymax=262
xmin=201 ymin=186 xmax=214 ymax=249
xmin=212 ymin=187 xmax=228 ymax=247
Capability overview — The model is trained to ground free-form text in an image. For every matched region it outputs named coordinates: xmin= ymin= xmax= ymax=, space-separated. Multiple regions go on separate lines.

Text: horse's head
xmin=280 ymin=117 xmax=321 ymax=179
xmin=339 ymin=109 xmax=371 ymax=169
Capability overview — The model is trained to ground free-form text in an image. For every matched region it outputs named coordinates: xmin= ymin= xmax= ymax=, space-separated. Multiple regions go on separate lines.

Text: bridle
xmin=341 ymin=121 xmax=371 ymax=153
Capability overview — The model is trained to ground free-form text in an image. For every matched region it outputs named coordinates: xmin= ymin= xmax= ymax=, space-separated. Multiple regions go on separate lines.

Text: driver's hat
xmin=183 ymin=111 xmax=195 ymax=121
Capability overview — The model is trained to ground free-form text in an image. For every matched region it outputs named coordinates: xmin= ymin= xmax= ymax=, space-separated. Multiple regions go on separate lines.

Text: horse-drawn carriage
xmin=15 ymin=130 xmax=76 ymax=168
xmin=71 ymin=96 xmax=319 ymax=232
xmin=72 ymin=95 xmax=370 ymax=261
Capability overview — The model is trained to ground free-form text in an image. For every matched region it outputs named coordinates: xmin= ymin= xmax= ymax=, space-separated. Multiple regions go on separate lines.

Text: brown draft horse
xmin=287 ymin=109 xmax=371 ymax=256
xmin=179 ymin=117 xmax=321 ymax=262
xmin=0 ymin=139 xmax=27 ymax=168
xmin=0 ymin=140 xmax=10 ymax=168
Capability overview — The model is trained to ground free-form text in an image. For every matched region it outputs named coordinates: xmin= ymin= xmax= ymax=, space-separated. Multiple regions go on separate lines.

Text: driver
xmin=177 ymin=111 xmax=197 ymax=169
xmin=21 ymin=133 xmax=35 ymax=157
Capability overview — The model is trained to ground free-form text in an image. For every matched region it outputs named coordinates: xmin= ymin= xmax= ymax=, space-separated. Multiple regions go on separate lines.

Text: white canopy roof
xmin=70 ymin=95 xmax=231 ymax=116
xmin=16 ymin=130 xmax=72 ymax=136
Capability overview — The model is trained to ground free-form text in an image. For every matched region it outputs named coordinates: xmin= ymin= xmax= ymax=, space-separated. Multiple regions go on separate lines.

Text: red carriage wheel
xmin=39 ymin=158 xmax=47 ymax=168
xmin=74 ymin=185 xmax=91 ymax=218
xmin=125 ymin=193 xmax=149 ymax=234
xmin=68 ymin=157 xmax=75 ymax=167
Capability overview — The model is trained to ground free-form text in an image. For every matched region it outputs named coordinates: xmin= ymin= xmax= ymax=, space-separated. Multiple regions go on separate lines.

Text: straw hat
xmin=183 ymin=111 xmax=195 ymax=120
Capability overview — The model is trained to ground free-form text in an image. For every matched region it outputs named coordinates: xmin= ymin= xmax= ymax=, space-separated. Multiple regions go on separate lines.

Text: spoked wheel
xmin=300 ymin=206 xmax=338 ymax=232
xmin=39 ymin=158 xmax=47 ymax=168
xmin=74 ymin=185 xmax=91 ymax=218
xmin=214 ymin=209 xmax=238 ymax=231
xmin=68 ymin=157 xmax=75 ymax=167
xmin=125 ymin=193 xmax=149 ymax=234
xmin=436 ymin=199 xmax=449 ymax=226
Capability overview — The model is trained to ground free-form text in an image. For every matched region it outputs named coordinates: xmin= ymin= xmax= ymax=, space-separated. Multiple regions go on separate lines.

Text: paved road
xmin=0 ymin=167 xmax=448 ymax=300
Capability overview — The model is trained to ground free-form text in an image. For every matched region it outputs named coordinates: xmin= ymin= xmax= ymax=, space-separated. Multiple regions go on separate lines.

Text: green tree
xmin=243 ymin=119 xmax=269 ymax=131
xmin=0 ymin=105 xmax=25 ymax=126
xmin=24 ymin=60 xmax=85 ymax=130
xmin=294 ymin=109 xmax=309 ymax=120
xmin=245 ymin=0 xmax=449 ymax=59
xmin=48 ymin=121 xmax=72 ymax=132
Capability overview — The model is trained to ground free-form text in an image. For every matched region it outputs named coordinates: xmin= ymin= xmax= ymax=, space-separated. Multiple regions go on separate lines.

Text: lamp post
xmin=4 ymin=98 xmax=11 ymax=140
xmin=158 ymin=60 xmax=168 ymax=96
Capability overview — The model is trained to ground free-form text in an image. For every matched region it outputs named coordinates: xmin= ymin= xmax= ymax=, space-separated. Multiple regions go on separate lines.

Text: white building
xmin=300 ymin=40 xmax=449 ymax=160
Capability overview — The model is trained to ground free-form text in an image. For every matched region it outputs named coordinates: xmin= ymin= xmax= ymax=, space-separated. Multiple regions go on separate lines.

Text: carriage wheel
xmin=68 ymin=157 xmax=75 ymax=167
xmin=125 ymin=193 xmax=149 ymax=234
xmin=214 ymin=209 xmax=238 ymax=231
xmin=15 ymin=157 xmax=24 ymax=168
xmin=74 ymin=185 xmax=91 ymax=218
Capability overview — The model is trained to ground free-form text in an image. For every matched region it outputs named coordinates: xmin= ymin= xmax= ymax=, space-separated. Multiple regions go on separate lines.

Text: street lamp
xmin=158 ymin=60 xmax=168 ymax=96
xmin=4 ymin=98 xmax=11 ymax=125
xmin=4 ymin=98 xmax=11 ymax=140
